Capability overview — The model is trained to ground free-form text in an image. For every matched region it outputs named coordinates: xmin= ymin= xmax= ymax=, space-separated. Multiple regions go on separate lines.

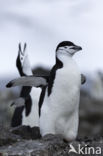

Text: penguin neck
xmin=56 ymin=54 xmax=73 ymax=67
xmin=56 ymin=57 xmax=63 ymax=68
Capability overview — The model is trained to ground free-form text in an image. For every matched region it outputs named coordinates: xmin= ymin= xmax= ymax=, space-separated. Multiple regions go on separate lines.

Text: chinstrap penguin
xmin=39 ymin=41 xmax=82 ymax=141
xmin=11 ymin=43 xmax=41 ymax=128
xmin=7 ymin=41 xmax=85 ymax=141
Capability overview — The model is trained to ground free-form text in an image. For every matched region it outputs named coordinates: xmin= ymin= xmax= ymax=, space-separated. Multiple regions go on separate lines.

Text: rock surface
xmin=0 ymin=126 xmax=103 ymax=156
xmin=0 ymin=71 xmax=103 ymax=155
xmin=0 ymin=126 xmax=21 ymax=147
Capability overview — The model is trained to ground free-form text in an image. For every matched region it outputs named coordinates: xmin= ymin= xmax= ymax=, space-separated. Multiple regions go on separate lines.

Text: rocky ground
xmin=0 ymin=125 xmax=103 ymax=156
xmin=0 ymin=78 xmax=103 ymax=155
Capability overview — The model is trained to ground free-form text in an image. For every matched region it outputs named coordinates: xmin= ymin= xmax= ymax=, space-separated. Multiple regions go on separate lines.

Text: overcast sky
xmin=0 ymin=0 xmax=103 ymax=77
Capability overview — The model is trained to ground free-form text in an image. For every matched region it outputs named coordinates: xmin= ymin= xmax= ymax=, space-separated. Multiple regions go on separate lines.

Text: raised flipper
xmin=81 ymin=74 xmax=86 ymax=84
xmin=7 ymin=74 xmax=85 ymax=88
xmin=16 ymin=43 xmax=32 ymax=76
xmin=6 ymin=76 xmax=48 ymax=88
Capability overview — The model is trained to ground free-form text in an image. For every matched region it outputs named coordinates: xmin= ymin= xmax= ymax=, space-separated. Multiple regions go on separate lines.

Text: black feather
xmin=48 ymin=57 xmax=63 ymax=96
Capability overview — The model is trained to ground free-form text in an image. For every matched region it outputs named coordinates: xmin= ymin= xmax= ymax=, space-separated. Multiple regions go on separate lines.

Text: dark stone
xmin=0 ymin=126 xmax=21 ymax=147
xmin=0 ymin=127 xmax=103 ymax=156
xmin=11 ymin=125 xmax=41 ymax=140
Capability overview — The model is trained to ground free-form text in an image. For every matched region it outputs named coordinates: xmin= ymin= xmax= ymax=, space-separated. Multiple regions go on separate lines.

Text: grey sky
xmin=0 ymin=0 xmax=103 ymax=76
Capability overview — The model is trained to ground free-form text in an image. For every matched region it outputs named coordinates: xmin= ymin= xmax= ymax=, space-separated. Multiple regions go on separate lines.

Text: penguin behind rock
xmin=40 ymin=41 xmax=82 ymax=141
xmin=11 ymin=43 xmax=41 ymax=127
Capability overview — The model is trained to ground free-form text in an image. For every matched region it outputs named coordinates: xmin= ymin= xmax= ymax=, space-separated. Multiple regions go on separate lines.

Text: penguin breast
xmin=48 ymin=62 xmax=81 ymax=112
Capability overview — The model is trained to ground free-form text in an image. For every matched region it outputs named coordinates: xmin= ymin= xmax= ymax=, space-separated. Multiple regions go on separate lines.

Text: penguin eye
xmin=64 ymin=46 xmax=67 ymax=49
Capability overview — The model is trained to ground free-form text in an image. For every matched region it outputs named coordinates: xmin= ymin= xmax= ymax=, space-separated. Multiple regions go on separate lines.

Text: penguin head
xmin=56 ymin=41 xmax=82 ymax=57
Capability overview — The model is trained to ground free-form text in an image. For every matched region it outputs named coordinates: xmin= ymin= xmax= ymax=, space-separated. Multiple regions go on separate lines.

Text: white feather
xmin=22 ymin=87 xmax=41 ymax=127
xmin=40 ymin=54 xmax=81 ymax=141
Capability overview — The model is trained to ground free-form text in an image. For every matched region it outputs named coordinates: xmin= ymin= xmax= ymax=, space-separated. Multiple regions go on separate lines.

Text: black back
xmin=11 ymin=106 xmax=24 ymax=127
xmin=16 ymin=54 xmax=26 ymax=76
xmin=11 ymin=87 xmax=32 ymax=127
xmin=39 ymin=57 xmax=63 ymax=116
xmin=38 ymin=86 xmax=47 ymax=116
xmin=25 ymin=95 xmax=32 ymax=116
xmin=11 ymin=53 xmax=32 ymax=127
xmin=48 ymin=57 xmax=63 ymax=96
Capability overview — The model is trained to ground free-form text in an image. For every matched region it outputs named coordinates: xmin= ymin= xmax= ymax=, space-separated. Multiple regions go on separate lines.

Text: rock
xmin=1 ymin=71 xmax=103 ymax=155
xmin=0 ymin=132 xmax=66 ymax=156
xmin=0 ymin=126 xmax=21 ymax=147
xmin=11 ymin=126 xmax=41 ymax=140
xmin=0 ymin=126 xmax=103 ymax=156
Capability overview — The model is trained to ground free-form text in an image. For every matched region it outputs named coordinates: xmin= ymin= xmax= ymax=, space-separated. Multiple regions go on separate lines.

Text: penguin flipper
xmin=81 ymin=74 xmax=86 ymax=84
xmin=6 ymin=76 xmax=48 ymax=88
xmin=11 ymin=97 xmax=25 ymax=107
xmin=16 ymin=43 xmax=32 ymax=76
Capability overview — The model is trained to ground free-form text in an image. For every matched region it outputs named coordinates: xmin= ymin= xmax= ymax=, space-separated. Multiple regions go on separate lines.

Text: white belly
xmin=51 ymin=68 xmax=80 ymax=112
xmin=42 ymin=63 xmax=81 ymax=114
xmin=22 ymin=87 xmax=41 ymax=127
xmin=40 ymin=59 xmax=81 ymax=140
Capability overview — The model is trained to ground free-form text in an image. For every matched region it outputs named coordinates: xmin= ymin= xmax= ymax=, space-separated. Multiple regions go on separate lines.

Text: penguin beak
xmin=73 ymin=45 xmax=82 ymax=51
xmin=70 ymin=45 xmax=82 ymax=52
